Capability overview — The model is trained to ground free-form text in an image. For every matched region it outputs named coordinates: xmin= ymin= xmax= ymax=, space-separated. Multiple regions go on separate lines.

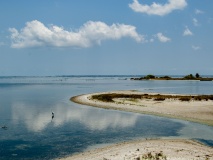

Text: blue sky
xmin=0 ymin=0 xmax=213 ymax=76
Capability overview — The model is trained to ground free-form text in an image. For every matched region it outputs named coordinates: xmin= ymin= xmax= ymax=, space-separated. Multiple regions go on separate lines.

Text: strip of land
xmin=61 ymin=91 xmax=213 ymax=160
xmin=71 ymin=90 xmax=213 ymax=126
xmin=130 ymin=74 xmax=213 ymax=81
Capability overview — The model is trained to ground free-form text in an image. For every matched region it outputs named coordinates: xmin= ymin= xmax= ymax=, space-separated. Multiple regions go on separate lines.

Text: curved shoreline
xmin=60 ymin=91 xmax=213 ymax=160
xmin=71 ymin=90 xmax=213 ymax=126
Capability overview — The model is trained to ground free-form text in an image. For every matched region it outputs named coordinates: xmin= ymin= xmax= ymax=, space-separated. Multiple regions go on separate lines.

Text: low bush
xmin=160 ymin=76 xmax=172 ymax=79
xmin=183 ymin=74 xmax=195 ymax=80
xmin=154 ymin=97 xmax=165 ymax=101
xmin=179 ymin=97 xmax=191 ymax=101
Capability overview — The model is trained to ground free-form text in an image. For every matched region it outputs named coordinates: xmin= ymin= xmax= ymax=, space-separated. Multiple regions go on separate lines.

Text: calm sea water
xmin=0 ymin=76 xmax=213 ymax=160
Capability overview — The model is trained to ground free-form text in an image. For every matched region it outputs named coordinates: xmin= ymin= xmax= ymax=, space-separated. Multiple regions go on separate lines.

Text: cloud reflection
xmin=12 ymin=102 xmax=138 ymax=132
xmin=12 ymin=102 xmax=52 ymax=132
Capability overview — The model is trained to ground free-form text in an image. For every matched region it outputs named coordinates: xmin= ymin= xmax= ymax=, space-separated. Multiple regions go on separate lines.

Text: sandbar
xmin=71 ymin=90 xmax=213 ymax=126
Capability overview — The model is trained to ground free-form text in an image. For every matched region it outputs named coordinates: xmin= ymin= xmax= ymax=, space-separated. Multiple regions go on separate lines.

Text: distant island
xmin=131 ymin=73 xmax=213 ymax=81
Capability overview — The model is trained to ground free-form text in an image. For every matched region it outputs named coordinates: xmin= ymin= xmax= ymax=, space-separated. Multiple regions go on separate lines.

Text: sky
xmin=0 ymin=0 xmax=213 ymax=76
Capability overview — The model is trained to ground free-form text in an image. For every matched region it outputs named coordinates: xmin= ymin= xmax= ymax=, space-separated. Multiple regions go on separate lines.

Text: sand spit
xmin=71 ymin=90 xmax=213 ymax=126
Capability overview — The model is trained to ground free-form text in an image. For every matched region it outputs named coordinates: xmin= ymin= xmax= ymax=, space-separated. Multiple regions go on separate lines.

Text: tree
xmin=195 ymin=73 xmax=200 ymax=78
xmin=144 ymin=74 xmax=155 ymax=79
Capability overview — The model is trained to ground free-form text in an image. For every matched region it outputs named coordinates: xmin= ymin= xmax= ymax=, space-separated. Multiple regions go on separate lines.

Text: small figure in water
xmin=52 ymin=111 xmax=54 ymax=119
xmin=2 ymin=125 xmax=7 ymax=130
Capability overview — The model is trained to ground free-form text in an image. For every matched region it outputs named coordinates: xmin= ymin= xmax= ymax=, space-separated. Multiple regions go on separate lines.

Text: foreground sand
xmin=59 ymin=139 xmax=213 ymax=160
xmin=71 ymin=90 xmax=213 ymax=126
xmin=60 ymin=91 xmax=213 ymax=160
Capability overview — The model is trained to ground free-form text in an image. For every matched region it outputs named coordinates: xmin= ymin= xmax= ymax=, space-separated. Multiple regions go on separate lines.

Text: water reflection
xmin=12 ymin=102 xmax=138 ymax=132
xmin=12 ymin=102 xmax=52 ymax=132
xmin=10 ymin=100 xmax=213 ymax=142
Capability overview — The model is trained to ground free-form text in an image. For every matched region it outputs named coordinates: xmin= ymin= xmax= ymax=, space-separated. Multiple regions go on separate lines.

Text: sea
xmin=0 ymin=75 xmax=213 ymax=160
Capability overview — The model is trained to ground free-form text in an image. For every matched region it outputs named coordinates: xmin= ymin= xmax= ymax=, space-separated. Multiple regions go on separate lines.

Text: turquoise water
xmin=0 ymin=76 xmax=213 ymax=159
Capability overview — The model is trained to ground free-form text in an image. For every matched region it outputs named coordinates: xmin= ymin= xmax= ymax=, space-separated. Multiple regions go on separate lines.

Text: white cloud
xmin=129 ymin=0 xmax=187 ymax=16
xmin=9 ymin=20 xmax=144 ymax=48
xmin=183 ymin=26 xmax=193 ymax=36
xmin=156 ymin=33 xmax=171 ymax=42
xmin=192 ymin=45 xmax=201 ymax=51
xmin=195 ymin=9 xmax=204 ymax=15
xmin=193 ymin=18 xmax=199 ymax=26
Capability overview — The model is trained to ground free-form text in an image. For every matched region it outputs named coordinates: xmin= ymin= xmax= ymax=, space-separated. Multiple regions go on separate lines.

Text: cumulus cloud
xmin=183 ymin=26 xmax=193 ymax=36
xmin=156 ymin=33 xmax=171 ymax=42
xmin=193 ymin=18 xmax=199 ymax=26
xmin=195 ymin=9 xmax=204 ymax=15
xmin=192 ymin=45 xmax=201 ymax=51
xmin=9 ymin=20 xmax=144 ymax=48
xmin=129 ymin=0 xmax=187 ymax=16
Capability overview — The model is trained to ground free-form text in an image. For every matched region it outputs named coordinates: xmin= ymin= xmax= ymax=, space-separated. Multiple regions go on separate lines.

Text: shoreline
xmin=58 ymin=138 xmax=213 ymax=160
xmin=71 ymin=90 xmax=213 ymax=126
xmin=62 ymin=90 xmax=213 ymax=160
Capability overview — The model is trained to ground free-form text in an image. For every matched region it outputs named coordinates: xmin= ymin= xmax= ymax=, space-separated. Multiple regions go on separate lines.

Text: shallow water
xmin=0 ymin=76 xmax=213 ymax=159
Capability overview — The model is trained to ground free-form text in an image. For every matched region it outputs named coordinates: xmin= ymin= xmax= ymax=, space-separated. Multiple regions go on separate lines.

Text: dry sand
xmin=58 ymin=90 xmax=213 ymax=160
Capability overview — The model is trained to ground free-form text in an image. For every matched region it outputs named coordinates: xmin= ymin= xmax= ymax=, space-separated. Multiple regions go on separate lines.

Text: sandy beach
xmin=60 ymin=90 xmax=213 ymax=160
xmin=59 ymin=139 xmax=213 ymax=160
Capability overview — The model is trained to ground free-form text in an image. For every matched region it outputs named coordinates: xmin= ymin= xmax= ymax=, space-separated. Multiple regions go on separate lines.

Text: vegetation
xmin=143 ymin=74 xmax=156 ymax=79
xmin=154 ymin=97 xmax=166 ymax=101
xmin=179 ymin=97 xmax=191 ymax=101
xmin=131 ymin=73 xmax=213 ymax=81
xmin=183 ymin=74 xmax=195 ymax=79
xmin=140 ymin=151 xmax=167 ymax=160
xmin=160 ymin=76 xmax=171 ymax=80
xmin=195 ymin=73 xmax=200 ymax=78
xmin=92 ymin=93 xmax=213 ymax=103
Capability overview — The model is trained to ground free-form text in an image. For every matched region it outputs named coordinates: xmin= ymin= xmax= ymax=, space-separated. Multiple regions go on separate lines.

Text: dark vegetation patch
xmin=130 ymin=73 xmax=213 ymax=81
xmin=154 ymin=97 xmax=166 ymax=101
xmin=91 ymin=93 xmax=213 ymax=103
xmin=179 ymin=97 xmax=191 ymax=101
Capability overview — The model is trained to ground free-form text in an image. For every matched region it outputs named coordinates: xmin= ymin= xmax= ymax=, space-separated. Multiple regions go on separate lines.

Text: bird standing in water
xmin=52 ymin=111 xmax=54 ymax=119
